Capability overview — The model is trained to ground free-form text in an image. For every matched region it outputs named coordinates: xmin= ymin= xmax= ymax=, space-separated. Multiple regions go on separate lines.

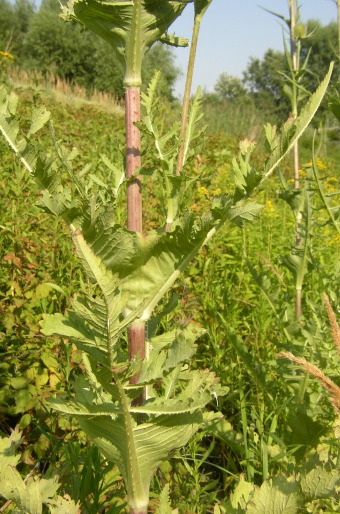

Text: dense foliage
xmin=0 ymin=0 xmax=339 ymax=512
xmin=205 ymin=19 xmax=339 ymax=130
xmin=0 ymin=67 xmax=339 ymax=512
xmin=0 ymin=0 xmax=180 ymax=100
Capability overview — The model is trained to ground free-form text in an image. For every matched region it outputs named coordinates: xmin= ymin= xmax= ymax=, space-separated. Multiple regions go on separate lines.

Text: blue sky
xmin=170 ymin=0 xmax=338 ymax=96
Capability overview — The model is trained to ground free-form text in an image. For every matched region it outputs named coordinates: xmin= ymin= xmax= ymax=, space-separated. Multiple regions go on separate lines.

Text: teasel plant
xmin=59 ymin=0 xmax=195 ymax=389
xmin=0 ymin=0 xmax=334 ymax=510
xmin=263 ymin=0 xmax=313 ymax=319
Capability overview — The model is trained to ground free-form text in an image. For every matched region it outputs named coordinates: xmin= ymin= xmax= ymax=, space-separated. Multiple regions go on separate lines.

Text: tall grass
xmin=7 ymin=67 xmax=123 ymax=114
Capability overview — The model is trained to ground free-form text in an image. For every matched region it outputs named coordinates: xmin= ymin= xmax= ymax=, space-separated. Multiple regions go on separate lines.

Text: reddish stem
xmin=125 ymin=86 xmax=142 ymax=232
xmin=128 ymin=322 xmax=146 ymax=384
xmin=125 ymin=86 xmax=145 ymax=387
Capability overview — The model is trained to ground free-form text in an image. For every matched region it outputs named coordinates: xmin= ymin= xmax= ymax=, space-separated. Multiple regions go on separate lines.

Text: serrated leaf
xmin=263 ymin=63 xmax=334 ymax=181
xmin=160 ymin=32 xmax=189 ymax=47
xmin=0 ymin=430 xmax=22 ymax=469
xmin=247 ymin=475 xmax=304 ymax=514
xmin=182 ymin=87 xmax=205 ymax=167
xmin=47 ymin=495 xmax=80 ymax=514
xmin=40 ymin=312 xmax=95 ymax=341
xmin=80 ymin=409 xmax=205 ymax=510
xmin=46 ymin=397 xmax=122 ymax=416
xmin=155 ymin=484 xmax=178 ymax=514
xmin=300 ymin=467 xmax=340 ymax=501
xmin=0 ymin=466 xmax=42 ymax=514
xmin=139 ymin=325 xmax=202 ymax=383
xmin=230 ymin=201 xmax=263 ymax=225
xmin=230 ymin=475 xmax=254 ymax=510
xmin=27 ymin=106 xmax=51 ymax=137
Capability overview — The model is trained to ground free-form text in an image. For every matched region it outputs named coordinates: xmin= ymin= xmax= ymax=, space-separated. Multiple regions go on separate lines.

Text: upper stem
xmin=125 ymin=86 xmax=142 ymax=233
xmin=176 ymin=15 xmax=201 ymax=176
xmin=125 ymin=86 xmax=145 ymax=390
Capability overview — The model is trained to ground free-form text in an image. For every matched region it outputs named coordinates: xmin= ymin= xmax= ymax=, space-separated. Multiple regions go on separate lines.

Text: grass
xmin=6 ymin=67 xmax=124 ymax=115
xmin=0 ymin=77 xmax=340 ymax=513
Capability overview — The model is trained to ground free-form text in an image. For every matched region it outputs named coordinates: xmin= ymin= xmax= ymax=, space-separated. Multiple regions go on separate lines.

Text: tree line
xmin=1 ymin=0 xmax=338 ymax=119
xmin=0 ymin=0 xmax=179 ymax=100
xmin=212 ymin=19 xmax=339 ymax=121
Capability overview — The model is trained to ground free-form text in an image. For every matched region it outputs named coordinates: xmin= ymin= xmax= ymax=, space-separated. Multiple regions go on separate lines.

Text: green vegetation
xmin=0 ymin=0 xmax=340 ymax=513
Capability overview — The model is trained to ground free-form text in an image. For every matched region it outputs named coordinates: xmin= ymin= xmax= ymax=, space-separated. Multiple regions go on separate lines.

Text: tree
xmin=19 ymin=0 xmax=179 ymax=100
xmin=0 ymin=0 xmax=34 ymax=55
xmin=143 ymin=43 xmax=180 ymax=101
xmin=242 ymin=21 xmax=338 ymax=121
xmin=243 ymin=48 xmax=290 ymax=119
xmin=22 ymin=4 xmax=106 ymax=88
xmin=300 ymin=20 xmax=339 ymax=92
xmin=214 ymin=72 xmax=247 ymax=99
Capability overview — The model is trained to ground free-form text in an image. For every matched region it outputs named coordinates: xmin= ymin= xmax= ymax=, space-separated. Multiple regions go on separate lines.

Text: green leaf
xmin=310 ymin=140 xmax=340 ymax=234
xmin=0 ymin=86 xmax=37 ymax=175
xmin=47 ymin=495 xmax=80 ymax=514
xmin=160 ymin=33 xmax=189 ymax=47
xmin=10 ymin=376 xmax=29 ymax=390
xmin=138 ymin=324 xmax=202 ymax=383
xmin=61 ymin=0 xmax=192 ymax=85
xmin=79 ymin=409 xmax=208 ymax=510
xmin=230 ymin=475 xmax=254 ymax=510
xmin=132 ymin=369 xmax=227 ymax=413
xmin=300 ymin=467 xmax=340 ymax=501
xmin=182 ymin=87 xmax=205 ymax=167
xmin=46 ymin=397 xmax=122 ymax=416
xmin=0 ymin=466 xmax=42 ymax=514
xmin=247 ymin=475 xmax=304 ymax=514
xmin=155 ymin=484 xmax=178 ymax=514
xmin=230 ymin=201 xmax=263 ymax=225
xmin=100 ymin=153 xmax=125 ymax=194
xmin=263 ymin=63 xmax=334 ymax=182
xmin=27 ymin=106 xmax=51 ymax=137
xmin=40 ymin=352 xmax=59 ymax=370
xmin=0 ymin=432 xmax=79 ymax=514
xmin=39 ymin=477 xmax=60 ymax=502
xmin=194 ymin=0 xmax=213 ymax=19
xmin=0 ymin=429 xmax=22 ymax=469
xmin=41 ymin=312 xmax=95 ymax=342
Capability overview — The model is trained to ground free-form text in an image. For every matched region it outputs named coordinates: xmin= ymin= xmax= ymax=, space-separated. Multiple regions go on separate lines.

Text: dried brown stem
xmin=323 ymin=292 xmax=340 ymax=358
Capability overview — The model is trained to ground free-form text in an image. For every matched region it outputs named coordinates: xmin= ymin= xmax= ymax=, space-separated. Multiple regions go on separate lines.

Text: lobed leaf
xmin=300 ymin=467 xmax=340 ymax=501
xmin=247 ymin=475 xmax=304 ymax=514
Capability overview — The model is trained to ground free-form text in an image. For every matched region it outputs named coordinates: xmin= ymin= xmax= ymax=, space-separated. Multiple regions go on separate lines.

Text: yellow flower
xmin=265 ymin=199 xmax=275 ymax=212
xmin=302 ymin=158 xmax=327 ymax=171
xmin=326 ymin=176 xmax=338 ymax=186
xmin=199 ymin=186 xmax=208 ymax=195
xmin=0 ymin=50 xmax=14 ymax=60
xmin=213 ymin=188 xmax=222 ymax=195
xmin=316 ymin=157 xmax=327 ymax=170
